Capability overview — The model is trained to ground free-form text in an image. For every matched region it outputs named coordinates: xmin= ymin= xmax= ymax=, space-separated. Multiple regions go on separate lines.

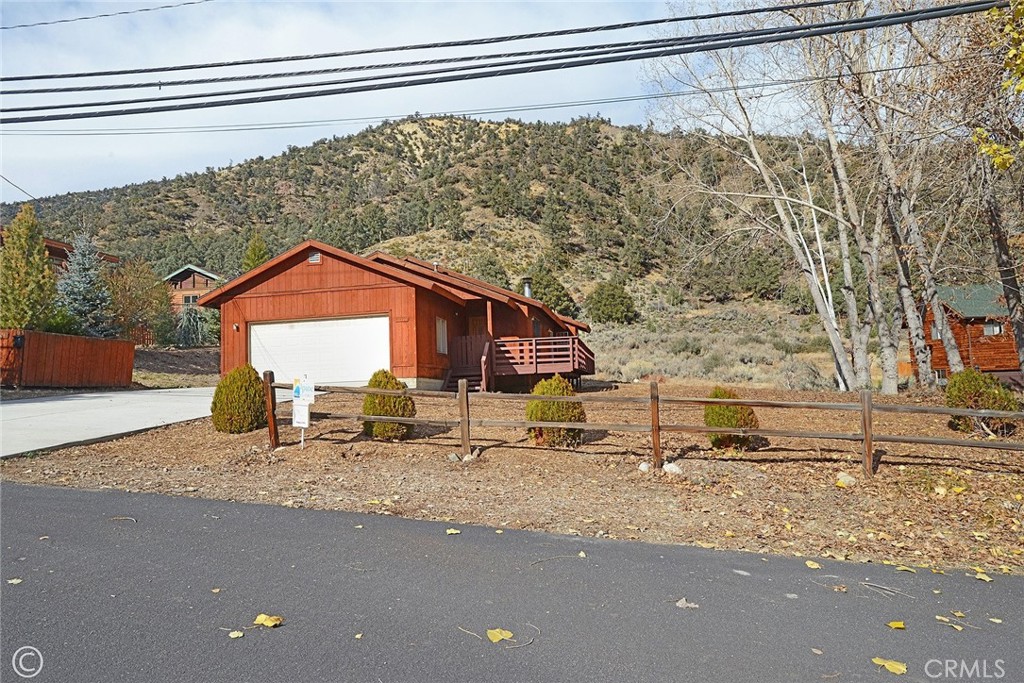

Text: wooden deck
xmin=445 ymin=335 xmax=595 ymax=391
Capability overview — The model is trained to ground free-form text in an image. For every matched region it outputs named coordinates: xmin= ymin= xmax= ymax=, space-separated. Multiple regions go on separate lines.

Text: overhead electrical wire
xmin=0 ymin=58 xmax=976 ymax=138
xmin=1 ymin=0 xmax=859 ymax=81
xmin=0 ymin=0 xmax=214 ymax=31
xmin=0 ymin=0 xmax=1005 ymax=125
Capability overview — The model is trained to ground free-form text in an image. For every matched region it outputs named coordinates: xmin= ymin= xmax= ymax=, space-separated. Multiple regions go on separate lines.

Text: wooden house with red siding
xmin=0 ymin=231 xmax=119 ymax=270
xmin=164 ymin=264 xmax=223 ymax=313
xmin=198 ymin=240 xmax=593 ymax=391
xmin=917 ymin=285 xmax=1022 ymax=388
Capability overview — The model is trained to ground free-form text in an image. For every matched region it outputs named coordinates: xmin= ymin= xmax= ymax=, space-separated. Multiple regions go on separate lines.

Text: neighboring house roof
xmin=163 ymin=264 xmax=223 ymax=283
xmin=936 ymin=284 xmax=1009 ymax=319
xmin=198 ymin=240 xmax=467 ymax=308
xmin=0 ymin=230 xmax=119 ymax=264
xmin=366 ymin=251 xmax=591 ymax=334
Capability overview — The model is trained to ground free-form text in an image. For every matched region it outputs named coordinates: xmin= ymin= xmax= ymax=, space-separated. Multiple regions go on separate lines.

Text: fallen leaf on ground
xmin=975 ymin=572 xmax=993 ymax=582
xmin=446 ymin=528 xmax=461 ymax=535
xmin=935 ymin=615 xmax=951 ymax=623
xmin=495 ymin=530 xmax=503 ymax=534
xmin=805 ymin=560 xmax=821 ymax=569
xmin=228 ymin=631 xmax=244 ymax=639
xmin=578 ymin=551 xmax=586 ymax=558
xmin=355 ymin=633 xmax=363 ymax=639
xmin=946 ymin=623 xmax=964 ymax=632
xmin=989 ymin=618 xmax=1002 ymax=624
xmin=931 ymin=569 xmax=945 ymax=574
xmin=675 ymin=598 xmax=700 ymax=609
xmin=895 ymin=566 xmax=916 ymax=573
xmin=486 ymin=628 xmax=514 ymax=643
xmin=211 ymin=588 xmax=221 ymax=593
xmin=887 ymin=621 xmax=906 ymax=630
xmin=951 ymin=611 xmax=965 ymax=618
xmin=872 ymin=657 xmax=908 ymax=675
xmin=253 ymin=613 xmax=284 ymax=628
xmin=6 ymin=578 xmax=23 ymax=585
xmin=811 ymin=648 xmax=823 ymax=655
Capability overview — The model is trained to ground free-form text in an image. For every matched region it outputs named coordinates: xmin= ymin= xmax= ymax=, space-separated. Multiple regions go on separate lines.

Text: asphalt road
xmin=1 ymin=483 xmax=1020 ymax=683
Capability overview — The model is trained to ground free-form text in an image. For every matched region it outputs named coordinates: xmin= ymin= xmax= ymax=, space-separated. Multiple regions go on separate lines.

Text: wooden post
xmin=650 ymin=381 xmax=663 ymax=470
xmin=860 ymin=389 xmax=873 ymax=477
xmin=458 ymin=378 xmax=471 ymax=458
xmin=263 ymin=370 xmax=280 ymax=450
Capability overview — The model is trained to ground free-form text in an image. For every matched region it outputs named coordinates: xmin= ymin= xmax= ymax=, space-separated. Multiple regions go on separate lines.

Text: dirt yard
xmin=2 ymin=373 xmax=1021 ymax=575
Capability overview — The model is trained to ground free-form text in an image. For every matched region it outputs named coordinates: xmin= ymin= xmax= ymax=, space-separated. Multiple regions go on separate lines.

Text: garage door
xmin=249 ymin=316 xmax=390 ymax=386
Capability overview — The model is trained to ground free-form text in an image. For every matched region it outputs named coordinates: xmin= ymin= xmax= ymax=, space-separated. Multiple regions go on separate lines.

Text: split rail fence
xmin=262 ymin=372 xmax=1024 ymax=477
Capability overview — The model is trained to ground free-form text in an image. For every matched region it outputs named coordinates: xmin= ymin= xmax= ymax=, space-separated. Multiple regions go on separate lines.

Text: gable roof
xmin=0 ymin=230 xmax=119 ymax=264
xmin=197 ymin=240 xmax=467 ymax=309
xmin=163 ymin=264 xmax=223 ymax=282
xmin=937 ymin=284 xmax=1009 ymax=319
xmin=366 ymin=251 xmax=590 ymax=333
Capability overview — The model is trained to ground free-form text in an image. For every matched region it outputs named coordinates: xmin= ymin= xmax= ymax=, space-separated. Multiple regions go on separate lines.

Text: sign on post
xmin=292 ymin=403 xmax=310 ymax=429
xmin=292 ymin=376 xmax=314 ymax=448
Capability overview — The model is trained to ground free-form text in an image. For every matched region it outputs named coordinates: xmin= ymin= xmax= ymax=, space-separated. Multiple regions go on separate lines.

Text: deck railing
xmin=492 ymin=336 xmax=594 ymax=376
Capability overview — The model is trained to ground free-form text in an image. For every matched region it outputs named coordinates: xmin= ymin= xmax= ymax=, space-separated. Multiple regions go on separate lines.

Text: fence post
xmin=860 ymin=389 xmax=873 ymax=477
xmin=263 ymin=370 xmax=280 ymax=450
xmin=650 ymin=381 xmax=663 ymax=470
xmin=458 ymin=378 xmax=471 ymax=458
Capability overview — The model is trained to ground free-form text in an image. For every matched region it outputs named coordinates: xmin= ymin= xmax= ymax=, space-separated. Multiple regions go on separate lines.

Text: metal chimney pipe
xmin=521 ymin=277 xmax=533 ymax=298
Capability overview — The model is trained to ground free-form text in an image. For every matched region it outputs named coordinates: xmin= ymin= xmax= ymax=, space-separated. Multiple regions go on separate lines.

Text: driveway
xmin=0 ymin=388 xmax=217 ymax=457
xmin=1 ymin=483 xmax=1020 ymax=683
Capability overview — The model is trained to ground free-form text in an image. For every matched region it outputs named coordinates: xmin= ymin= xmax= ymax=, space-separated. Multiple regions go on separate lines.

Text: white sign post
xmin=292 ymin=376 xmax=315 ymax=448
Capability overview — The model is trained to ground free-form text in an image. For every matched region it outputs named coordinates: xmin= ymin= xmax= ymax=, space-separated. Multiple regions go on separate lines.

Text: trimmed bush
xmin=211 ymin=364 xmax=267 ymax=434
xmin=526 ymin=374 xmax=587 ymax=447
xmin=945 ymin=369 xmax=1020 ymax=436
xmin=586 ymin=281 xmax=640 ymax=324
xmin=362 ymin=369 xmax=416 ymax=440
xmin=703 ymin=386 xmax=759 ymax=450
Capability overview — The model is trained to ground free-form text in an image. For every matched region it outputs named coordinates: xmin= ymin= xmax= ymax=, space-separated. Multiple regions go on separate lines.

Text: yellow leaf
xmin=951 ymin=611 xmax=965 ymax=618
xmin=947 ymin=623 xmax=964 ymax=632
xmin=970 ymin=565 xmax=986 ymax=573
xmin=354 ymin=525 xmax=363 ymax=529
xmin=951 ymin=486 xmax=966 ymax=494
xmin=935 ymin=615 xmax=951 ymax=623
xmin=805 ymin=560 xmax=821 ymax=569
xmin=355 ymin=633 xmax=363 ymax=639
xmin=930 ymin=568 xmax=945 ymax=574
xmin=211 ymin=588 xmax=221 ymax=593
xmin=989 ymin=618 xmax=1003 ymax=624
xmin=6 ymin=578 xmax=23 ymax=585
xmin=486 ymin=628 xmax=514 ymax=643
xmin=578 ymin=551 xmax=587 ymax=558
xmin=895 ymin=566 xmax=916 ymax=573
xmin=365 ymin=499 xmax=382 ymax=505
xmin=446 ymin=528 xmax=461 ymax=535
xmin=723 ymin=530 xmax=735 ymax=538
xmin=887 ymin=621 xmax=906 ymax=630
xmin=495 ymin=530 xmax=503 ymax=534
xmin=975 ymin=572 xmax=993 ymax=582
xmin=253 ymin=613 xmax=284 ymax=628
xmin=872 ymin=657 xmax=908 ymax=675
xmin=228 ymin=631 xmax=244 ymax=639
xmin=835 ymin=479 xmax=847 ymax=488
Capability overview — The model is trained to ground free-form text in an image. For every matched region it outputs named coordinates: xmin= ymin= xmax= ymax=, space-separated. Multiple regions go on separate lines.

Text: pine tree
xmin=57 ymin=233 xmax=116 ymax=338
xmin=240 ymin=231 xmax=271 ymax=271
xmin=0 ymin=204 xmax=57 ymax=329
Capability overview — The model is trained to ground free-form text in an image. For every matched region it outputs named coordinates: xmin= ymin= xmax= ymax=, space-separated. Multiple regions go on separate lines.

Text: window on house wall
xmin=436 ymin=317 xmax=448 ymax=354
xmin=930 ymin=324 xmax=940 ymax=340
xmin=983 ymin=322 xmax=1003 ymax=336
xmin=934 ymin=369 xmax=947 ymax=382
xmin=532 ymin=318 xmax=542 ymax=338
xmin=308 ymin=252 xmax=321 ymax=264
xmin=183 ymin=295 xmax=199 ymax=308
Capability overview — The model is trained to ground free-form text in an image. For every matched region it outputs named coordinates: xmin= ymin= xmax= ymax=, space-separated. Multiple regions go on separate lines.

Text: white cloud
xmin=1 ymin=1 xmax=666 ymax=199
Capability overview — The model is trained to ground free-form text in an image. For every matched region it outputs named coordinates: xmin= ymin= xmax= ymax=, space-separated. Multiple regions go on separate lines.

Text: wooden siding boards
xmin=0 ymin=329 xmax=134 ymax=388
xmin=917 ymin=305 xmax=1021 ymax=381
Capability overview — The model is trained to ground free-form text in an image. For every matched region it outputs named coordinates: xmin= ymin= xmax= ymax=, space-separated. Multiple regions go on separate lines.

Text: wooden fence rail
xmin=262 ymin=373 xmax=1024 ymax=476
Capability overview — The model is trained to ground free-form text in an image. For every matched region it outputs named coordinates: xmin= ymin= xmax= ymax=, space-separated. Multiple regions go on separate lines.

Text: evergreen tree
xmin=57 ymin=233 xmax=116 ymax=337
xmin=240 ymin=231 xmax=271 ymax=271
xmin=468 ymin=252 xmax=511 ymax=289
xmin=0 ymin=204 xmax=57 ymax=329
xmin=586 ymin=280 xmax=640 ymax=324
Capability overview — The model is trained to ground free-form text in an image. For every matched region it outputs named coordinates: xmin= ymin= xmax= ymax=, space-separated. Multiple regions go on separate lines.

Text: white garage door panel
xmin=249 ymin=317 xmax=390 ymax=386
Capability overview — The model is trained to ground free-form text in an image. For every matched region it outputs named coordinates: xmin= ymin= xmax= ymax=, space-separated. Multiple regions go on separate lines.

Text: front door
xmin=468 ymin=316 xmax=487 ymax=337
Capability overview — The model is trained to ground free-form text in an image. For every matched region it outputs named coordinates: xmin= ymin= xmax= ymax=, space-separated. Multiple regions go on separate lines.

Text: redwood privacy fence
xmin=261 ymin=372 xmax=1024 ymax=477
xmin=0 ymin=328 xmax=134 ymax=388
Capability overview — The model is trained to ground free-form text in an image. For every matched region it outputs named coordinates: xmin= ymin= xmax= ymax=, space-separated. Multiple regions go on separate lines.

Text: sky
xmin=0 ymin=0 xmax=670 ymax=201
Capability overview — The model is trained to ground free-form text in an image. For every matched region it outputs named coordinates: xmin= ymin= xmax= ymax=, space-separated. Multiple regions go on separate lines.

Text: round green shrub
xmin=362 ymin=369 xmax=416 ymax=440
xmin=945 ymin=369 xmax=1020 ymax=436
xmin=526 ymin=374 xmax=587 ymax=447
xmin=586 ymin=281 xmax=640 ymax=324
xmin=703 ymin=386 xmax=759 ymax=450
xmin=211 ymin=363 xmax=267 ymax=434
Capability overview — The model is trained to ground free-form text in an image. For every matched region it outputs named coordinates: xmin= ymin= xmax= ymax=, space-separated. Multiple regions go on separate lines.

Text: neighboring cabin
xmin=198 ymin=240 xmax=594 ymax=391
xmin=163 ymin=264 xmax=223 ymax=313
xmin=0 ymin=231 xmax=119 ymax=270
xmin=920 ymin=284 xmax=1022 ymax=388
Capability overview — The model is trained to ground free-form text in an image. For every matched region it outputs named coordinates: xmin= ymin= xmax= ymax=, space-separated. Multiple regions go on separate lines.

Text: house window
xmin=308 ymin=251 xmax=321 ymax=264
xmin=183 ymin=295 xmax=199 ymax=308
xmin=983 ymin=322 xmax=1003 ymax=336
xmin=934 ymin=369 xmax=948 ymax=383
xmin=532 ymin=318 xmax=542 ymax=338
xmin=436 ymin=317 xmax=448 ymax=355
xmin=930 ymin=324 xmax=940 ymax=341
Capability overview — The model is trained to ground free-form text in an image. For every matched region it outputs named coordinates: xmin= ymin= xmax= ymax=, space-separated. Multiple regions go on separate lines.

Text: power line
xmin=0 ymin=58 xmax=975 ymax=138
xmin=0 ymin=175 xmax=37 ymax=200
xmin=0 ymin=0 xmax=215 ymax=31
xmin=1 ymin=0 xmax=1005 ymax=125
xmin=1 ymin=0 xmax=857 ymax=82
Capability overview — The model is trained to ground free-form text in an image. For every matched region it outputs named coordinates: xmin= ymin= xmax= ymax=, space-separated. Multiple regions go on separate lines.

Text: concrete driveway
xmin=0 ymin=388 xmax=217 ymax=457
